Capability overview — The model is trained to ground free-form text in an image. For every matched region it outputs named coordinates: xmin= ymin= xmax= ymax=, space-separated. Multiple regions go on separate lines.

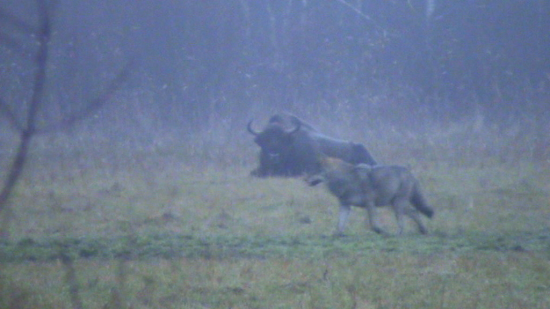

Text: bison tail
xmin=411 ymin=183 xmax=434 ymax=218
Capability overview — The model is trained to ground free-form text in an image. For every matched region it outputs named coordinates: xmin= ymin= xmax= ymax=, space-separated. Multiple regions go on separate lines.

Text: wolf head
xmin=307 ymin=157 xmax=372 ymax=186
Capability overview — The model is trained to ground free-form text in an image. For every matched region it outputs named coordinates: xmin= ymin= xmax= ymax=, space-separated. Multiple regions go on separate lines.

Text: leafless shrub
xmin=0 ymin=1 xmax=129 ymax=308
xmin=0 ymin=0 xmax=129 ymax=238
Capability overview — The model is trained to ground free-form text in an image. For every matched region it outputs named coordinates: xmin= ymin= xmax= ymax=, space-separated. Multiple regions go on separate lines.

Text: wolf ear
xmin=353 ymin=164 xmax=372 ymax=181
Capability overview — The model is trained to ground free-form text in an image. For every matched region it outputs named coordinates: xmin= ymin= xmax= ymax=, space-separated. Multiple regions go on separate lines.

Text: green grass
xmin=2 ymin=252 xmax=550 ymax=308
xmin=1 ymin=229 xmax=549 ymax=262
xmin=6 ymin=153 xmax=549 ymax=241
xmin=1 ymin=143 xmax=550 ymax=308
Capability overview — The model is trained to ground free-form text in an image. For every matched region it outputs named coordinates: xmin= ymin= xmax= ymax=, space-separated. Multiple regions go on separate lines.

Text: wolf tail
xmin=411 ymin=182 xmax=434 ymax=218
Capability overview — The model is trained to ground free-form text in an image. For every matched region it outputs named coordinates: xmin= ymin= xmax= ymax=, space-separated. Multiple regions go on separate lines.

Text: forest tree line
xmin=1 ymin=0 xmax=549 ymax=128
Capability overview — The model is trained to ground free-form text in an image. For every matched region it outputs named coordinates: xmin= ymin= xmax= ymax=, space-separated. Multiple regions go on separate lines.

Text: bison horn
xmin=285 ymin=119 xmax=301 ymax=135
xmin=247 ymin=120 xmax=260 ymax=136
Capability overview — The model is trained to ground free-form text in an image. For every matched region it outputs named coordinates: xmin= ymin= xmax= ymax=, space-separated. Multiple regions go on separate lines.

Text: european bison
xmin=247 ymin=113 xmax=376 ymax=177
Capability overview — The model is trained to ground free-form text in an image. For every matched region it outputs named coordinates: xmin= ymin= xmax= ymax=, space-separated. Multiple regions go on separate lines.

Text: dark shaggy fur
xmin=248 ymin=113 xmax=377 ymax=177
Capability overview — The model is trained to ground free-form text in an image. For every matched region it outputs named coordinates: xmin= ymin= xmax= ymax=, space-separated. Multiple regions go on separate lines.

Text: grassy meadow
xmin=0 ymin=112 xmax=549 ymax=308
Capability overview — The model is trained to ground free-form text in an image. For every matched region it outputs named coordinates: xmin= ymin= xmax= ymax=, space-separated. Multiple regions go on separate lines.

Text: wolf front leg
xmin=365 ymin=201 xmax=385 ymax=234
xmin=335 ymin=204 xmax=352 ymax=236
xmin=393 ymin=199 xmax=410 ymax=235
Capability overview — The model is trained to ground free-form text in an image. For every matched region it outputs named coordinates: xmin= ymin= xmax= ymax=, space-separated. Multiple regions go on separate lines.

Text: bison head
xmin=247 ymin=119 xmax=301 ymax=162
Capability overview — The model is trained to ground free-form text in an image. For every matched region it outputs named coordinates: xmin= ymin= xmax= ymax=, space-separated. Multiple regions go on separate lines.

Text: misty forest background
xmin=1 ymin=1 xmax=550 ymax=308
xmin=1 ymin=0 xmax=549 ymax=170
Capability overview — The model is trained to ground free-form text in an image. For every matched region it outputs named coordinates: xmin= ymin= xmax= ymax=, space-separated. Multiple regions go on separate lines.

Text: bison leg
xmin=365 ymin=202 xmax=385 ymax=234
xmin=335 ymin=204 xmax=352 ymax=236
xmin=250 ymin=167 xmax=264 ymax=177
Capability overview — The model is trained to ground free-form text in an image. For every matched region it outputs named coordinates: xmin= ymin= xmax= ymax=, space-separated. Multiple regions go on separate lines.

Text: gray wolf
xmin=308 ymin=158 xmax=434 ymax=235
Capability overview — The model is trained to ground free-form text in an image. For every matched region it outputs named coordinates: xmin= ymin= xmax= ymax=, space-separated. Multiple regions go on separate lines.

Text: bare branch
xmin=332 ymin=0 xmax=388 ymax=33
xmin=0 ymin=96 xmax=23 ymax=131
xmin=37 ymin=62 xmax=132 ymax=134
xmin=0 ymin=0 xmax=129 ymax=240
xmin=0 ymin=128 xmax=32 ymax=218
xmin=24 ymin=0 xmax=51 ymax=135
xmin=0 ymin=7 xmax=36 ymax=34
xmin=0 ymin=0 xmax=52 ymax=222
xmin=0 ymin=32 xmax=31 ymax=57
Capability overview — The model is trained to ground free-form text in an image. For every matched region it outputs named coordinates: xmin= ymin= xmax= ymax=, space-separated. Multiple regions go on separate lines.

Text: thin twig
xmin=25 ymin=0 xmax=51 ymax=134
xmin=0 ymin=96 xmax=23 ymax=131
xmin=37 ymin=62 xmax=132 ymax=134
xmin=0 ymin=0 xmax=129 ymax=240
xmin=332 ymin=0 xmax=387 ymax=33
xmin=0 ymin=0 xmax=51 ymax=217
xmin=0 ymin=32 xmax=31 ymax=57
xmin=0 ymin=7 xmax=37 ymax=34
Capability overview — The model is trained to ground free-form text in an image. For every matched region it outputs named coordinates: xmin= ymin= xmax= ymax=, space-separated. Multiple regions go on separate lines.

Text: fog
xmin=1 ymin=0 xmax=549 ymax=162
xmin=2 ymin=2 xmax=550 ymax=306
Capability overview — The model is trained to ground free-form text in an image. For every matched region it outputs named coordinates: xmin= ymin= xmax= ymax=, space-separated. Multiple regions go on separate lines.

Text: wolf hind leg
xmin=403 ymin=207 xmax=428 ymax=234
xmin=393 ymin=199 xmax=412 ymax=235
xmin=411 ymin=183 xmax=434 ymax=218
